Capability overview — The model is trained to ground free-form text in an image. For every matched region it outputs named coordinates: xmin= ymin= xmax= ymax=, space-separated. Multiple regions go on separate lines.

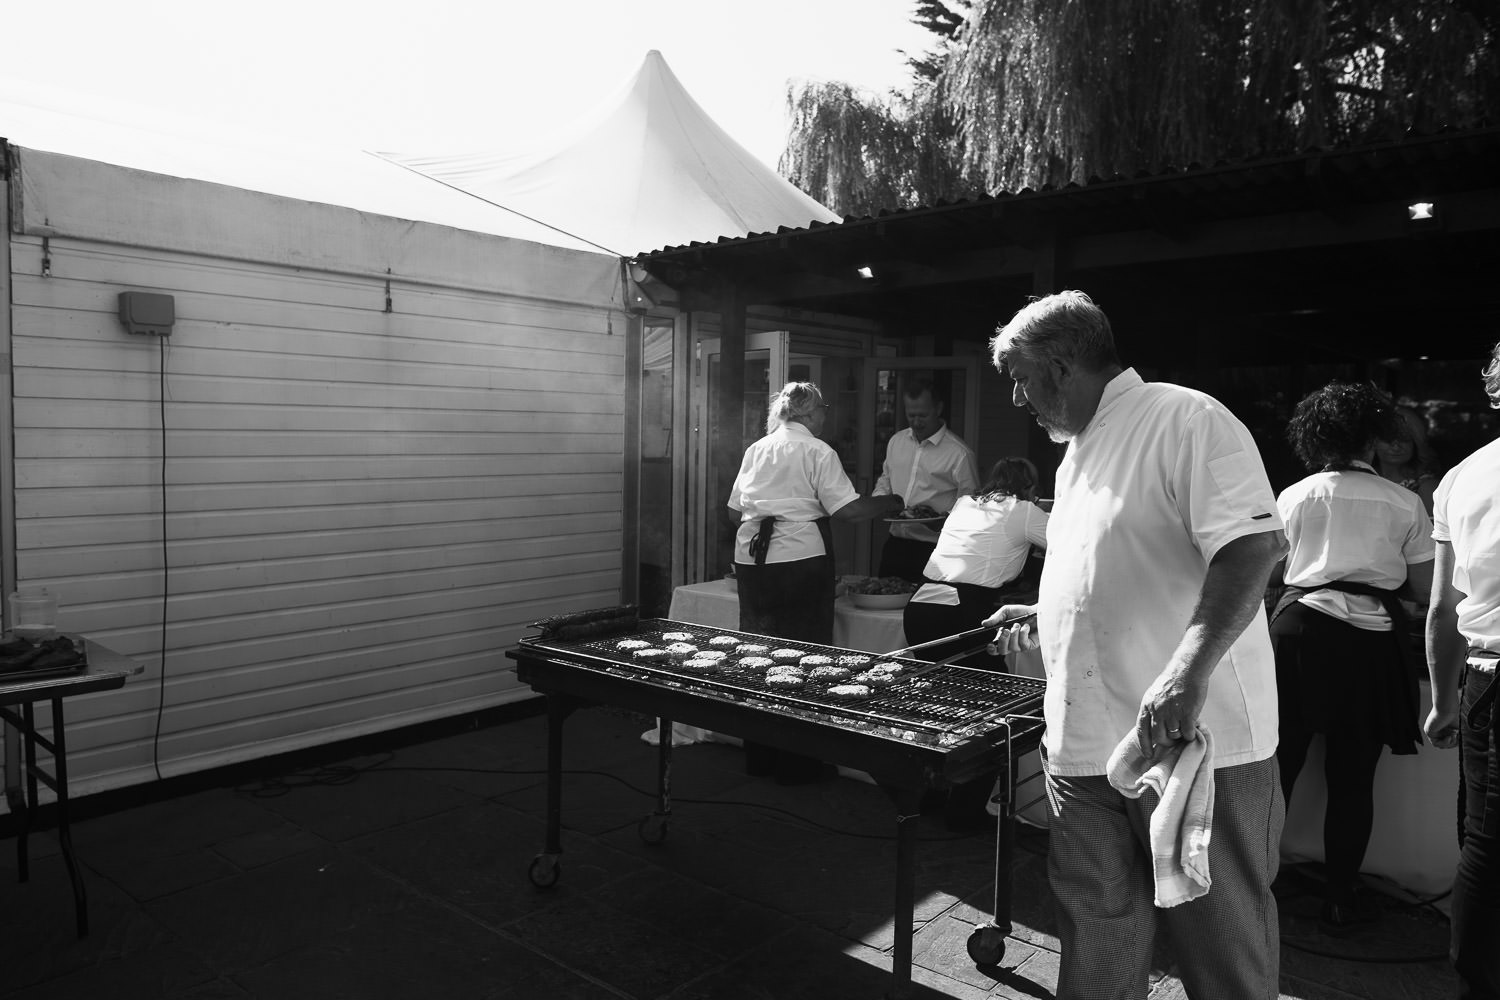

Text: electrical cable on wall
xmin=150 ymin=334 xmax=169 ymax=781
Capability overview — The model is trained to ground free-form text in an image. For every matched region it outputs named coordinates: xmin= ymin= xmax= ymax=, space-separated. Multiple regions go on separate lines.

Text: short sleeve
xmin=1404 ymin=501 xmax=1437 ymax=564
xmin=1176 ymin=406 xmax=1284 ymax=562
xmin=812 ymin=443 xmax=859 ymax=515
xmin=1019 ymin=501 xmax=1050 ymax=549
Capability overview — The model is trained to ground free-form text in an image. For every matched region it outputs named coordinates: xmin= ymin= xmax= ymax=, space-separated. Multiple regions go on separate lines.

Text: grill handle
xmin=887 ymin=613 xmax=1037 ymax=659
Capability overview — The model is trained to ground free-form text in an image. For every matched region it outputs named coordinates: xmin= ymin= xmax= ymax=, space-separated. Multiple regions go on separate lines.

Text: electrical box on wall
xmin=117 ymin=291 xmax=175 ymax=336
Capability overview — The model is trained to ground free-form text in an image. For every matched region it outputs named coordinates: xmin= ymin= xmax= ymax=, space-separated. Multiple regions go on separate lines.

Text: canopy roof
xmin=380 ymin=50 xmax=841 ymax=258
xmin=0 ymin=81 xmax=605 ymax=254
xmin=640 ymin=125 xmax=1500 ymax=366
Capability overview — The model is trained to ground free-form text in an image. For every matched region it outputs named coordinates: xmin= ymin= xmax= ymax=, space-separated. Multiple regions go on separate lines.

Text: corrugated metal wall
xmin=5 ymin=149 xmax=626 ymax=799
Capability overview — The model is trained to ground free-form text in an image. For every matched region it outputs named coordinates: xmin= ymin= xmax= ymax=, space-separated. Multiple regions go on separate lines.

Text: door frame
xmin=688 ymin=330 xmax=790 ymax=582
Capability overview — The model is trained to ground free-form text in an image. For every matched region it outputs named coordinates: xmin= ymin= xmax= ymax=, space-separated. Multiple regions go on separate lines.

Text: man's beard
xmin=1031 ymin=386 xmax=1075 ymax=442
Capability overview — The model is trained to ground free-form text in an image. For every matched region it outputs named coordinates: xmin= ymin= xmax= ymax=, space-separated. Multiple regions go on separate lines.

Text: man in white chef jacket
xmin=873 ymin=379 xmax=979 ymax=582
xmin=986 ymin=290 xmax=1288 ymax=1000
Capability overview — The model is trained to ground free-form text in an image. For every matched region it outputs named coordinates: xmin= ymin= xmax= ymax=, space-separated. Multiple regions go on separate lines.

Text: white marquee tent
xmin=379 ymin=49 xmax=842 ymax=257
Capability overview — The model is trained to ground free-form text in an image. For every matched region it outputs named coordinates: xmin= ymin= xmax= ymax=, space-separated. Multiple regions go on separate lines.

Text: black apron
xmin=1270 ymin=580 xmax=1422 ymax=753
xmin=749 ymin=515 xmax=834 ymax=571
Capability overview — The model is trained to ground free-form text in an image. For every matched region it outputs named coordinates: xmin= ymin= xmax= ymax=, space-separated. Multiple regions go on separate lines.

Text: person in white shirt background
xmin=728 ymin=380 xmax=903 ymax=782
xmin=903 ymin=455 xmax=1049 ymax=666
xmin=903 ymin=455 xmax=1049 ymax=829
xmin=986 ymin=291 xmax=1288 ymax=1000
xmin=873 ymin=379 xmax=980 ymax=581
xmin=1424 ymin=339 xmax=1500 ymax=1000
xmin=1268 ymin=380 xmax=1434 ymax=933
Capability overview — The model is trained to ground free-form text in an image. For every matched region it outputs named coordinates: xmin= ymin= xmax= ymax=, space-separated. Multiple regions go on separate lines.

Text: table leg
xmin=49 ymin=697 xmax=88 ymax=937
xmin=19 ymin=703 xmax=39 ymax=884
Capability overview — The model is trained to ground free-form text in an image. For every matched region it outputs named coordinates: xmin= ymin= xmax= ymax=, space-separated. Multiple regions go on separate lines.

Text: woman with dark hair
xmin=903 ymin=456 xmax=1050 ymax=662
xmin=1272 ymin=381 xmax=1435 ymax=931
xmin=900 ymin=456 xmax=1050 ymax=829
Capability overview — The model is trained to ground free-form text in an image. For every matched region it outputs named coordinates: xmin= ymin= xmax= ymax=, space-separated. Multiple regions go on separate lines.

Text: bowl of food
xmin=844 ymin=575 xmax=918 ymax=609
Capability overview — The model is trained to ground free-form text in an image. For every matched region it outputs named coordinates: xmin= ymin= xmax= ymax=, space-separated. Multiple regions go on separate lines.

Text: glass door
xmin=690 ymin=331 xmax=789 ymax=582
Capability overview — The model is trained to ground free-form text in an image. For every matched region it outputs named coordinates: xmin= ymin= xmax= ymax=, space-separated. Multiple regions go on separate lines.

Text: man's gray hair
xmin=1484 ymin=340 xmax=1500 ymax=409
xmin=990 ymin=290 xmax=1122 ymax=372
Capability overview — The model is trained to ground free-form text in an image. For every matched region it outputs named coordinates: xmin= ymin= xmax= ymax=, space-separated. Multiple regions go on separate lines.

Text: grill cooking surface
xmin=517 ymin=618 xmax=1044 ymax=748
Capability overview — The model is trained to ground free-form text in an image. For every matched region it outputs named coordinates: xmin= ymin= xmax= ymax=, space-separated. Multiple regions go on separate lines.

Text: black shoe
xmin=1318 ymin=896 xmax=1381 ymax=936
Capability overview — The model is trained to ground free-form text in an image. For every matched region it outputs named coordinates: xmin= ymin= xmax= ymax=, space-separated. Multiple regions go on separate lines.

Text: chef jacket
xmin=1277 ymin=461 xmax=1434 ymax=631
xmin=1433 ymin=436 xmax=1500 ymax=654
xmin=1038 ymin=369 xmax=1284 ymax=776
xmin=728 ymin=422 xmax=858 ymax=564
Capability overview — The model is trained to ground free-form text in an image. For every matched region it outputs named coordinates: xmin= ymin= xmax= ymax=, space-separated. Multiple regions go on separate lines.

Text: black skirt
xmin=1270 ymin=600 xmax=1421 ymax=754
xmin=735 ymin=555 xmax=835 ymax=645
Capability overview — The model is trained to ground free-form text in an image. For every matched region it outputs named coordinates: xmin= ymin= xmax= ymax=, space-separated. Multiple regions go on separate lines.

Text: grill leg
xmin=636 ymin=718 xmax=673 ymax=845
xmin=542 ymin=695 xmax=577 ymax=857
xmin=655 ymin=717 xmax=672 ymax=817
xmin=877 ymin=781 xmax=924 ymax=1000
xmin=527 ymin=693 xmax=581 ymax=891
xmin=967 ymin=759 xmax=1017 ymax=967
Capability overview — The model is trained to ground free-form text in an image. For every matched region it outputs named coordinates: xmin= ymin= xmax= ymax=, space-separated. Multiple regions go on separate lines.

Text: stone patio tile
xmin=504 ymin=893 xmax=726 ymax=999
xmin=348 ymin=799 xmax=645 ymax=926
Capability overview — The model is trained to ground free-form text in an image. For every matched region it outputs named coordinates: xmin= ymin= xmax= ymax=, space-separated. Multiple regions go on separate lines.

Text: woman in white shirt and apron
xmin=727 ymin=381 xmax=903 ymax=780
xmin=1271 ymin=381 xmax=1435 ymax=931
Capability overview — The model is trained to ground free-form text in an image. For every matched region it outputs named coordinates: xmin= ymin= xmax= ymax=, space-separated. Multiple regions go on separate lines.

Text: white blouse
xmin=1277 ymin=462 xmax=1435 ymax=631
xmin=728 ymin=422 xmax=859 ymax=564
xmin=911 ymin=494 xmax=1049 ymax=605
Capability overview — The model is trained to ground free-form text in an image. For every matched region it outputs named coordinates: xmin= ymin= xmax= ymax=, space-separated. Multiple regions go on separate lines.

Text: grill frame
xmin=510 ymin=617 xmax=1043 ymax=787
xmin=506 ymin=615 xmax=1047 ymax=997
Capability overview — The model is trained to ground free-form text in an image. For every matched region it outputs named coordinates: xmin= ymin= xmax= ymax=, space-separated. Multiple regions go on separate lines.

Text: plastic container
xmin=9 ymin=587 xmax=58 ymax=640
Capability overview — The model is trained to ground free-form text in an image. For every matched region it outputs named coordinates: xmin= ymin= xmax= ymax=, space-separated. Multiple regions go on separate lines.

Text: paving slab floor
xmin=0 ymin=703 xmax=1460 ymax=999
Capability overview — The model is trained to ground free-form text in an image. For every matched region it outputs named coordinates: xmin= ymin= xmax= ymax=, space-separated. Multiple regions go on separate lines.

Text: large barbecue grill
xmin=507 ymin=605 xmax=1047 ymax=998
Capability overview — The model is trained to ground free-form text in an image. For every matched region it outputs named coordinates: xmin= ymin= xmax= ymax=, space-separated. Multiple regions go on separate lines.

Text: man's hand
xmin=1136 ymin=530 xmax=1286 ymax=749
xmin=983 ymin=604 xmax=1038 ymax=655
xmin=1137 ymin=665 xmax=1210 ymax=749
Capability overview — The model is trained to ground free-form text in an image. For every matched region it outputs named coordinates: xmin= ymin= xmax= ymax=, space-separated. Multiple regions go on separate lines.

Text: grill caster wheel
xmin=638 ymin=814 xmax=670 ymax=844
xmin=528 ymin=854 xmax=560 ymax=888
xmin=966 ymin=923 xmax=1007 ymax=966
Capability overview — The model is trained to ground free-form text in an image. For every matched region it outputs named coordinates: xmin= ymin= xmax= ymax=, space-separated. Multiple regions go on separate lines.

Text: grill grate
xmin=519 ymin=618 xmax=1044 ymax=746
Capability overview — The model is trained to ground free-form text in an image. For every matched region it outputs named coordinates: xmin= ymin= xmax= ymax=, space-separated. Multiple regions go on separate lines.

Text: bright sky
xmin=0 ymin=0 xmax=934 ymax=169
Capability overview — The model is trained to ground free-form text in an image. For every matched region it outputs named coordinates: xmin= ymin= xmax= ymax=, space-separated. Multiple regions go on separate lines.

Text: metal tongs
xmin=886 ymin=612 xmax=1037 ymax=665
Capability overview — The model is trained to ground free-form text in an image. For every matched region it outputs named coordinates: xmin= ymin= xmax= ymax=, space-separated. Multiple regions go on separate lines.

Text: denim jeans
xmin=1454 ymin=664 xmax=1499 ymax=999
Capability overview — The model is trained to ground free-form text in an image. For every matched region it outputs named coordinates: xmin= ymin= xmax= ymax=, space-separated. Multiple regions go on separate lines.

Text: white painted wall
xmin=5 ymin=148 xmax=626 ymax=798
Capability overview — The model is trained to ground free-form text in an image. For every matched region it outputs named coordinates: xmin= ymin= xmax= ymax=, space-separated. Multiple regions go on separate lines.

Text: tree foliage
xmin=781 ymin=0 xmax=1498 ymax=217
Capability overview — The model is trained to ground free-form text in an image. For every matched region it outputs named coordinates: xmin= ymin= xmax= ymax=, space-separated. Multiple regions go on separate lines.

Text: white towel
xmin=1106 ymin=724 xmax=1216 ymax=908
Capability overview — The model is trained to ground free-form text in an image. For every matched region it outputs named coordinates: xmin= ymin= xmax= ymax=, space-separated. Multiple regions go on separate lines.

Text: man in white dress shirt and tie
xmin=873 ymin=379 xmax=980 ymax=581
